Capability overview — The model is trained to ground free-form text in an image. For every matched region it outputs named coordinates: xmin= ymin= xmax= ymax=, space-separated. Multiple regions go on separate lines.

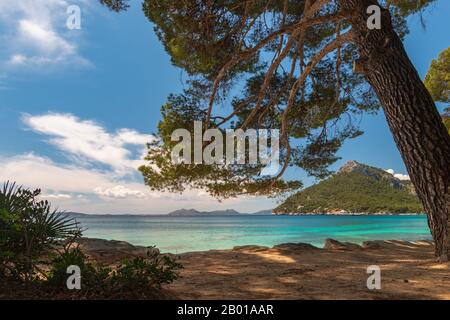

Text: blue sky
xmin=0 ymin=0 xmax=449 ymax=214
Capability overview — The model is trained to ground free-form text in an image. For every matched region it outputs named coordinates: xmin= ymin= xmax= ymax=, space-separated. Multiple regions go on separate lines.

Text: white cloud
xmin=0 ymin=153 xmax=119 ymax=193
xmin=385 ymin=169 xmax=410 ymax=181
xmin=0 ymin=0 xmax=90 ymax=69
xmin=0 ymin=153 xmax=156 ymax=199
xmin=42 ymin=193 xmax=72 ymax=199
xmin=18 ymin=19 xmax=75 ymax=54
xmin=9 ymin=54 xmax=27 ymax=65
xmin=94 ymin=185 xmax=146 ymax=199
xmin=22 ymin=113 xmax=156 ymax=173
xmin=394 ymin=174 xmax=410 ymax=181
xmin=117 ymin=129 xmax=154 ymax=145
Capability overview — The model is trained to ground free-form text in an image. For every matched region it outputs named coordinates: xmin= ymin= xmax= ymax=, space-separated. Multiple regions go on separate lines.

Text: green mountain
xmin=274 ymin=161 xmax=423 ymax=215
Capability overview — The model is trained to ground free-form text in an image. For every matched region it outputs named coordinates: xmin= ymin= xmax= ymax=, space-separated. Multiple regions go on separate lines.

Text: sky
xmin=0 ymin=0 xmax=449 ymax=214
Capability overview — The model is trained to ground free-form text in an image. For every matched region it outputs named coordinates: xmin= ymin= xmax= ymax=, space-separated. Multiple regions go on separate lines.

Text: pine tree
xmin=101 ymin=0 xmax=450 ymax=261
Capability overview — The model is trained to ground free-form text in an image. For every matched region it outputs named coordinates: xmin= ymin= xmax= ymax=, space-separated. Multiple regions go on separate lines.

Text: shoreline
xmin=273 ymin=212 xmax=424 ymax=216
xmin=69 ymin=212 xmax=425 ymax=217
xmin=77 ymin=233 xmax=434 ymax=256
xmin=77 ymin=237 xmax=449 ymax=300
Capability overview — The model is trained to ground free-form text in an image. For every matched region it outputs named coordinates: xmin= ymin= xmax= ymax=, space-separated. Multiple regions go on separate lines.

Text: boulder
xmin=362 ymin=240 xmax=390 ymax=249
xmin=273 ymin=243 xmax=319 ymax=251
xmin=75 ymin=238 xmax=159 ymax=264
xmin=324 ymin=238 xmax=361 ymax=250
xmin=232 ymin=245 xmax=269 ymax=252
xmin=362 ymin=240 xmax=434 ymax=249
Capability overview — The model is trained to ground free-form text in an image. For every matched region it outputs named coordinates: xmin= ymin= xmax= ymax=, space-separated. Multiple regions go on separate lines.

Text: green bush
xmin=47 ymin=246 xmax=182 ymax=298
xmin=111 ymin=249 xmax=183 ymax=290
xmin=47 ymin=247 xmax=110 ymax=292
xmin=0 ymin=181 xmax=81 ymax=281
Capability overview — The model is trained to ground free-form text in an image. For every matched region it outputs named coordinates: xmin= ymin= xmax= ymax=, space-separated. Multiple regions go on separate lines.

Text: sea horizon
xmin=67 ymin=211 xmax=425 ymax=216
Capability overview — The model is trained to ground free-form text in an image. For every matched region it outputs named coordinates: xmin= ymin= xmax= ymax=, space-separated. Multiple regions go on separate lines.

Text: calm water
xmin=75 ymin=215 xmax=431 ymax=253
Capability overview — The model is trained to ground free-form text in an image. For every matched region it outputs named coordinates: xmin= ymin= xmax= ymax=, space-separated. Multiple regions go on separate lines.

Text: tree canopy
xmin=425 ymin=46 xmax=450 ymax=104
xmin=100 ymin=0 xmax=437 ymax=198
xmin=425 ymin=46 xmax=450 ymax=133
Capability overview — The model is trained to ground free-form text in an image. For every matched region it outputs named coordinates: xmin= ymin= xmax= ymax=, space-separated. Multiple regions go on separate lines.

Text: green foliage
xmin=47 ymin=247 xmax=110 ymax=292
xmin=424 ymin=47 xmax=450 ymax=133
xmin=425 ymin=46 xmax=450 ymax=104
xmin=390 ymin=0 xmax=435 ymax=15
xmin=47 ymin=246 xmax=182 ymax=298
xmin=139 ymin=82 xmax=302 ymax=198
xmin=134 ymin=0 xmax=436 ymax=198
xmin=275 ymin=171 xmax=423 ymax=214
xmin=0 ymin=181 xmax=81 ymax=281
xmin=99 ymin=0 xmax=129 ymax=12
xmin=111 ymin=249 xmax=183 ymax=290
xmin=142 ymin=1 xmax=261 ymax=78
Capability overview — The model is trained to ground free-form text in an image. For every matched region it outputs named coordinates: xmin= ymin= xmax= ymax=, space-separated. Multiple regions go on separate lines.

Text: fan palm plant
xmin=0 ymin=181 xmax=81 ymax=281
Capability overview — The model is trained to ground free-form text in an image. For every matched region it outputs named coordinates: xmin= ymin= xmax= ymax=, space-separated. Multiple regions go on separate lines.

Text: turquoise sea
xmin=74 ymin=215 xmax=431 ymax=253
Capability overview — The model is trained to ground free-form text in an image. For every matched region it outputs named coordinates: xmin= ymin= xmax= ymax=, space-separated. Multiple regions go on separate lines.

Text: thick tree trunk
xmin=342 ymin=0 xmax=450 ymax=261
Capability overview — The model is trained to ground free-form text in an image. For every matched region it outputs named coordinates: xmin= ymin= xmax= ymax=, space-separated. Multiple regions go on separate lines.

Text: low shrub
xmin=46 ymin=246 xmax=182 ymax=299
xmin=111 ymin=248 xmax=183 ymax=290
xmin=0 ymin=181 xmax=81 ymax=282
xmin=47 ymin=246 xmax=111 ymax=293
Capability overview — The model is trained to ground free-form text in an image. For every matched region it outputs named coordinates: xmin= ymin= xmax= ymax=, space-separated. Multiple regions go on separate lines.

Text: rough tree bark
xmin=341 ymin=0 xmax=450 ymax=261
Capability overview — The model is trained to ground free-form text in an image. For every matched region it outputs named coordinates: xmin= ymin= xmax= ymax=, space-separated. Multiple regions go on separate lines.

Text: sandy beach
xmin=79 ymin=238 xmax=450 ymax=300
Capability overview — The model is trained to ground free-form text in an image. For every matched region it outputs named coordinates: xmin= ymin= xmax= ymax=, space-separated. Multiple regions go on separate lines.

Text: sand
xmin=81 ymin=238 xmax=450 ymax=300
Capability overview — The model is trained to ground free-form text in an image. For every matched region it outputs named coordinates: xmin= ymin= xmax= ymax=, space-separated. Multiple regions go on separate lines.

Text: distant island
xmin=167 ymin=209 xmax=241 ymax=216
xmin=274 ymin=161 xmax=423 ymax=215
xmin=66 ymin=209 xmax=273 ymax=217
xmin=165 ymin=208 xmax=273 ymax=216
